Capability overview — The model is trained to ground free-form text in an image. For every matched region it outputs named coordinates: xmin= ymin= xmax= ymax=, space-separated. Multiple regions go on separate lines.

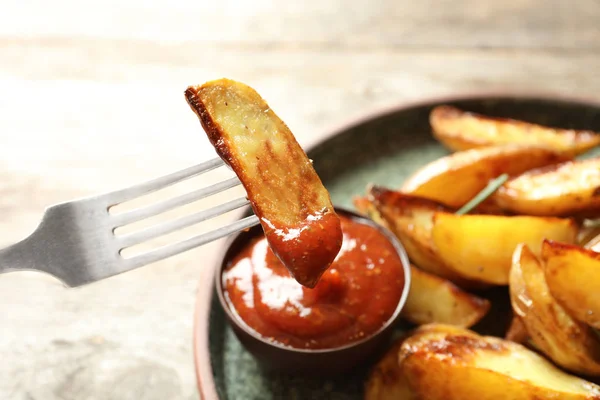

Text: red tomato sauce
xmin=222 ymin=215 xmax=406 ymax=350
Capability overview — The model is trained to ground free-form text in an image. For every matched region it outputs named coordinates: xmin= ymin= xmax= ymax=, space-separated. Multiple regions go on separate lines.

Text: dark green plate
xmin=194 ymin=95 xmax=600 ymax=400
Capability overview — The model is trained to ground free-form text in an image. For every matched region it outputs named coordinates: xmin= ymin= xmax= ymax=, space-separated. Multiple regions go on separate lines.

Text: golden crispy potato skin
xmin=542 ymin=240 xmax=600 ymax=329
xmin=353 ymin=196 xmax=373 ymax=215
xmin=494 ymin=157 xmax=600 ymax=217
xmin=364 ymin=337 xmax=416 ymax=400
xmin=399 ymin=324 xmax=600 ymax=400
xmin=402 ymin=265 xmax=489 ymax=327
xmin=400 ymin=145 xmax=570 ymax=208
xmin=430 ymin=105 xmax=600 ymax=156
xmin=185 ymin=79 xmax=342 ymax=288
xmin=352 ymin=195 xmax=390 ymax=229
xmin=510 ymin=244 xmax=600 ymax=376
xmin=432 ymin=212 xmax=577 ymax=284
xmin=368 ymin=187 xmax=483 ymax=289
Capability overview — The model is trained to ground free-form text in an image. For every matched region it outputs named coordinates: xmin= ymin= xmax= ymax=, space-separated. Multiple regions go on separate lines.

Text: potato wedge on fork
xmin=185 ymin=79 xmax=342 ymax=288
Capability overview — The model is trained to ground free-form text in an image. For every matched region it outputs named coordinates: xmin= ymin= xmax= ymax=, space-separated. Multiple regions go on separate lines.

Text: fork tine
xmin=111 ymin=176 xmax=242 ymax=227
xmin=104 ymin=157 xmax=226 ymax=207
xmin=123 ymin=214 xmax=260 ymax=269
xmin=117 ymin=197 xmax=251 ymax=248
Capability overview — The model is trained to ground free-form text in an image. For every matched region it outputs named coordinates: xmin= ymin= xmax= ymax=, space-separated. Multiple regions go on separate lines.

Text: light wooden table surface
xmin=1 ymin=1 xmax=599 ymax=398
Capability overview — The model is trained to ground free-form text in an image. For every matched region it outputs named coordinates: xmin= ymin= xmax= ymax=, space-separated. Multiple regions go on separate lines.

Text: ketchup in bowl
xmin=222 ymin=214 xmax=407 ymax=350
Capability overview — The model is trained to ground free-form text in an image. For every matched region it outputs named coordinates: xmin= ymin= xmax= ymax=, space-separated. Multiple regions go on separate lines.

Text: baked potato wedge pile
xmin=355 ymin=106 xmax=599 ymax=290
xmin=358 ymin=106 xmax=600 ymax=396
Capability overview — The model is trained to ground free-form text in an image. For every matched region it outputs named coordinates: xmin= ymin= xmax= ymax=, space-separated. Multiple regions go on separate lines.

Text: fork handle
xmin=0 ymin=240 xmax=32 ymax=274
xmin=0 ymin=232 xmax=73 ymax=284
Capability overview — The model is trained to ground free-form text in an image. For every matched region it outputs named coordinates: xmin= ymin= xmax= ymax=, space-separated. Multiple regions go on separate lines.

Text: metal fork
xmin=0 ymin=157 xmax=259 ymax=287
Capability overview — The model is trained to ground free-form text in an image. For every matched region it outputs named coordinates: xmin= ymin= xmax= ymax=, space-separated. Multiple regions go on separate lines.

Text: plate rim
xmin=193 ymin=89 xmax=600 ymax=400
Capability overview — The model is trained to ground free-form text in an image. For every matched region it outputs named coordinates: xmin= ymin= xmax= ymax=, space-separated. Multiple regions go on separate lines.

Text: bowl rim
xmin=214 ymin=206 xmax=412 ymax=355
xmin=193 ymin=89 xmax=600 ymax=400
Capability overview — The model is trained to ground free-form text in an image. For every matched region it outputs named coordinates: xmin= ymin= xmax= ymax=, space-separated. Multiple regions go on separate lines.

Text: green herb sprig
xmin=455 ymin=174 xmax=509 ymax=215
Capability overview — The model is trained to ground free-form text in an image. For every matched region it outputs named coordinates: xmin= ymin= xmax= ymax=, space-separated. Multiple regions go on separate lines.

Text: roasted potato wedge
xmin=185 ymin=79 xmax=342 ymax=288
xmin=494 ymin=157 xmax=600 ymax=217
xmin=359 ymin=192 xmax=490 ymax=309
xmin=542 ymin=240 xmax=600 ymax=329
xmin=368 ymin=187 xmax=482 ymax=288
xmin=353 ymin=196 xmax=390 ymax=229
xmin=400 ymin=145 xmax=569 ymax=208
xmin=353 ymin=195 xmax=373 ymax=215
xmin=432 ymin=212 xmax=577 ymax=284
xmin=430 ymin=105 xmax=600 ymax=156
xmin=402 ymin=265 xmax=490 ymax=328
xmin=364 ymin=337 xmax=415 ymax=400
xmin=398 ymin=323 xmax=600 ymax=400
xmin=510 ymin=243 xmax=600 ymax=376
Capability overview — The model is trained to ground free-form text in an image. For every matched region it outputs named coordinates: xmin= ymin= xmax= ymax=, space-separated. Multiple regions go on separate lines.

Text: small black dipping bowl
xmin=215 ymin=207 xmax=411 ymax=376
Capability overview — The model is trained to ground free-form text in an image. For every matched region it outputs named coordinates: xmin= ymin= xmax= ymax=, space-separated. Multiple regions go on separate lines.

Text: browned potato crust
xmin=402 ymin=265 xmax=490 ymax=328
xmin=494 ymin=157 xmax=600 ymax=217
xmin=356 ymin=195 xmax=489 ymax=327
xmin=430 ymin=105 xmax=600 ymax=156
xmin=399 ymin=324 xmax=600 ymax=400
xmin=542 ymin=240 xmax=600 ymax=329
xmin=352 ymin=195 xmax=390 ymax=229
xmin=509 ymin=244 xmax=600 ymax=376
xmin=364 ymin=337 xmax=415 ymax=400
xmin=368 ymin=187 xmax=483 ymax=289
